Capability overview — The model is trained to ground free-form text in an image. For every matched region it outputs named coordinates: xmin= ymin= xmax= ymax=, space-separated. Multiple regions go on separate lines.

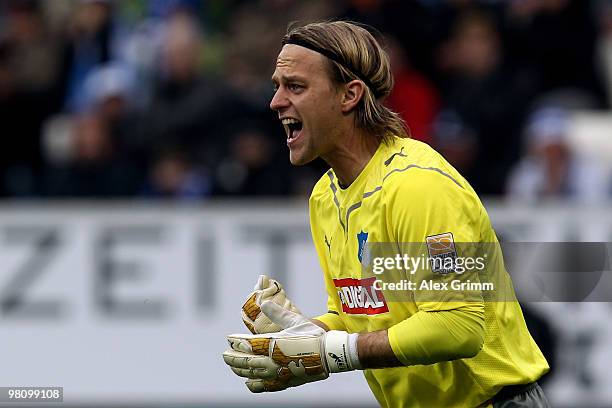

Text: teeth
xmin=281 ymin=118 xmax=301 ymax=125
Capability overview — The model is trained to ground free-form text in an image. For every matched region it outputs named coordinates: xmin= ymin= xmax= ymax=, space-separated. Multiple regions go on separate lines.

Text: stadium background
xmin=0 ymin=0 xmax=612 ymax=406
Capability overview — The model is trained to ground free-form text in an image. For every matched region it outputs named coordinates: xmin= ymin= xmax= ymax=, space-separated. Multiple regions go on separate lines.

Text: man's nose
xmin=270 ymin=88 xmax=289 ymax=111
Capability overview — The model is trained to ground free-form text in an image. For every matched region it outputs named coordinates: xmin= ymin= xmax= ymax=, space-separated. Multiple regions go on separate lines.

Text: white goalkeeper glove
xmin=223 ymin=300 xmax=361 ymax=393
xmin=241 ymin=275 xmax=302 ymax=334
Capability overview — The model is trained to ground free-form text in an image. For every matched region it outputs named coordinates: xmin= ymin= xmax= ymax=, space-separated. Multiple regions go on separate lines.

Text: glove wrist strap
xmin=324 ymin=331 xmax=361 ymax=373
xmin=347 ymin=332 xmax=362 ymax=370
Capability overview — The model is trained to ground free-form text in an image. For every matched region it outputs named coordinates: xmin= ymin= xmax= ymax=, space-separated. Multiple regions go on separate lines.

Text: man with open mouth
xmin=223 ymin=21 xmax=551 ymax=408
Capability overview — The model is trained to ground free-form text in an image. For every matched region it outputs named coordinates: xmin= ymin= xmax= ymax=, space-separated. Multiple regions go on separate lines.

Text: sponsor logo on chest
xmin=333 ymin=277 xmax=389 ymax=315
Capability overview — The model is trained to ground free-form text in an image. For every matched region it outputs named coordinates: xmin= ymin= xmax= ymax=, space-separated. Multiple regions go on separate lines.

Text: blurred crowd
xmin=1 ymin=0 xmax=612 ymax=201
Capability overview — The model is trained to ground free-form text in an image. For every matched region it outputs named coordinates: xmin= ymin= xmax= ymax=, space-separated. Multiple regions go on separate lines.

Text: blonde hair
xmin=282 ymin=21 xmax=409 ymax=143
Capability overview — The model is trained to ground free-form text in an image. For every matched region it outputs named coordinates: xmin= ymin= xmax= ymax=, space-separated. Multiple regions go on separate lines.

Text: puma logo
xmin=327 ymin=352 xmax=347 ymax=370
xmin=324 ymin=234 xmax=332 ymax=257
xmin=384 ymin=147 xmax=406 ymax=166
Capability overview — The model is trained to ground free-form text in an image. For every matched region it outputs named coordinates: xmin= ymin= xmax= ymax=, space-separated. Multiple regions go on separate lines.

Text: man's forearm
xmin=316 ymin=307 xmax=485 ymax=370
xmin=358 ymin=308 xmax=484 ymax=369
xmin=357 ymin=330 xmax=403 ymax=368
xmin=313 ymin=319 xmax=400 ymax=368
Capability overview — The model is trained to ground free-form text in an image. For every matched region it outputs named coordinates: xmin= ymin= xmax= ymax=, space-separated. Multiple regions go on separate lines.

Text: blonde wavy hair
xmin=282 ymin=21 xmax=409 ymax=143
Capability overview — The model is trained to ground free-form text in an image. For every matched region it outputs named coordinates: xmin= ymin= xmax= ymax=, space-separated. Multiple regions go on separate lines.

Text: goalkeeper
xmin=223 ymin=21 xmax=550 ymax=408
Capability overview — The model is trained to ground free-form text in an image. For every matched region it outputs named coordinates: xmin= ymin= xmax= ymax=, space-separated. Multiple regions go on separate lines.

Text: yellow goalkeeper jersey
xmin=309 ymin=136 xmax=549 ymax=408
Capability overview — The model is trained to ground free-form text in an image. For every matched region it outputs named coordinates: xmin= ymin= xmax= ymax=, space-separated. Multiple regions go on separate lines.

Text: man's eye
xmin=288 ymin=84 xmax=303 ymax=92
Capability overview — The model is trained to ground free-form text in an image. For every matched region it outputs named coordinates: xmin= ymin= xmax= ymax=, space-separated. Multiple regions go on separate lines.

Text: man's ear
xmin=340 ymin=79 xmax=365 ymax=113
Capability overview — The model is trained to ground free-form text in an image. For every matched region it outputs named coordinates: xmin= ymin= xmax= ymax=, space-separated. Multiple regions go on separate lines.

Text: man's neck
xmin=323 ymin=130 xmax=381 ymax=188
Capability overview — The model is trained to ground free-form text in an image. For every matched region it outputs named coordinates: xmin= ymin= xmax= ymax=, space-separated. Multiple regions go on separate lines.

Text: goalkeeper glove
xmin=223 ymin=300 xmax=361 ymax=393
xmin=241 ymin=274 xmax=302 ymax=334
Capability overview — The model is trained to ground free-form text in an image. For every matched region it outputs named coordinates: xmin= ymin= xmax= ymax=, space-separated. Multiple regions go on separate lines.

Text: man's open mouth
xmin=281 ymin=118 xmax=303 ymax=142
